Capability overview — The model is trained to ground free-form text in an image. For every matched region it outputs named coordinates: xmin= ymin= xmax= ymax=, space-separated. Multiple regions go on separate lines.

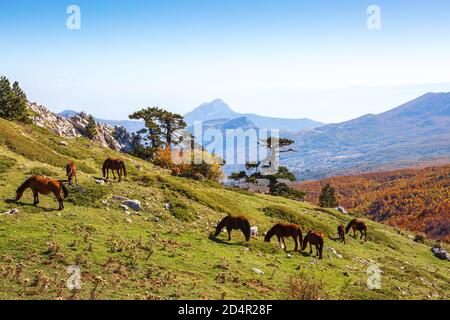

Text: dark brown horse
xmin=337 ymin=224 xmax=346 ymax=244
xmin=301 ymin=231 xmax=324 ymax=259
xmin=213 ymin=215 xmax=251 ymax=242
xmin=345 ymin=219 xmax=367 ymax=241
xmin=265 ymin=223 xmax=303 ymax=252
xmin=102 ymin=157 xmax=127 ymax=182
xmin=65 ymin=161 xmax=78 ymax=185
xmin=15 ymin=176 xmax=69 ymax=210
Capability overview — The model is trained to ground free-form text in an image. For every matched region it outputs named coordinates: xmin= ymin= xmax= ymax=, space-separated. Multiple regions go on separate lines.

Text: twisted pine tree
xmin=319 ymin=183 xmax=338 ymax=208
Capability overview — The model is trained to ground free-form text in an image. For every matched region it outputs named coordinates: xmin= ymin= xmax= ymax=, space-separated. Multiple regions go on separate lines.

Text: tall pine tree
xmin=0 ymin=77 xmax=30 ymax=123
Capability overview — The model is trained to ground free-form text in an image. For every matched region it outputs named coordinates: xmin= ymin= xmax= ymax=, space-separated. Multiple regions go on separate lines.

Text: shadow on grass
xmin=4 ymin=199 xmax=59 ymax=212
xmin=209 ymin=235 xmax=249 ymax=247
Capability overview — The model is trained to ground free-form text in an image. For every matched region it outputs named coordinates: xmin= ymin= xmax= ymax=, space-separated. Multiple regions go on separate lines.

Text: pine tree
xmin=0 ymin=77 xmax=30 ymax=123
xmin=319 ymin=184 xmax=338 ymax=208
xmin=85 ymin=114 xmax=97 ymax=139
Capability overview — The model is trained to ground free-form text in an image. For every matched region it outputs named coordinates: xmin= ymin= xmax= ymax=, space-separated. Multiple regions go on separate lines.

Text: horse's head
xmin=345 ymin=219 xmax=355 ymax=234
xmin=301 ymin=231 xmax=311 ymax=251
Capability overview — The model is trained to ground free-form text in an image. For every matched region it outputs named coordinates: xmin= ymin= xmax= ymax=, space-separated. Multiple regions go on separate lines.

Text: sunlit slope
xmin=0 ymin=119 xmax=448 ymax=300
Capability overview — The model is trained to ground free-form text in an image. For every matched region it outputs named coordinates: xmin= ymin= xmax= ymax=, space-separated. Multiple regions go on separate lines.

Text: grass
xmin=0 ymin=119 xmax=448 ymax=300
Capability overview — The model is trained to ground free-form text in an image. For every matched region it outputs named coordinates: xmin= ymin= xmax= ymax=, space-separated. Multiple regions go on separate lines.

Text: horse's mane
xmin=16 ymin=177 xmax=33 ymax=194
xmin=301 ymin=231 xmax=312 ymax=250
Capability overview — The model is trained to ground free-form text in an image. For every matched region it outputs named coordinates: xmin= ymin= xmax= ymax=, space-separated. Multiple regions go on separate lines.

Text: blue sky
xmin=1 ymin=0 xmax=450 ymax=123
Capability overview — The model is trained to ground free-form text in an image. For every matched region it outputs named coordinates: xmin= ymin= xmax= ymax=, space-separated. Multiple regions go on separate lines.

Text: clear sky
xmin=1 ymin=0 xmax=450 ymax=123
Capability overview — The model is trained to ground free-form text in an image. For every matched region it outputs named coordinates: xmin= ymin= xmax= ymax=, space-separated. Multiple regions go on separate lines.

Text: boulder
xmin=2 ymin=208 xmax=19 ymax=215
xmin=122 ymin=200 xmax=142 ymax=212
xmin=59 ymin=141 xmax=68 ymax=147
xmin=251 ymin=268 xmax=264 ymax=276
xmin=431 ymin=245 xmax=450 ymax=261
xmin=335 ymin=206 xmax=347 ymax=214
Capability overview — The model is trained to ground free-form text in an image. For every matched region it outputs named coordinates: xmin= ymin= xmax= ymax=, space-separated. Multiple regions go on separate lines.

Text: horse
xmin=301 ymin=231 xmax=324 ymax=259
xmin=15 ymin=176 xmax=69 ymax=211
xmin=337 ymin=224 xmax=346 ymax=244
xmin=102 ymin=157 xmax=127 ymax=182
xmin=213 ymin=215 xmax=251 ymax=242
xmin=264 ymin=223 xmax=303 ymax=252
xmin=65 ymin=161 xmax=78 ymax=185
xmin=345 ymin=219 xmax=367 ymax=241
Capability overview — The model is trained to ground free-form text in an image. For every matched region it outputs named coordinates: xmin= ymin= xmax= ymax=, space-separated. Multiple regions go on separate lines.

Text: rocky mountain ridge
xmin=28 ymin=102 xmax=132 ymax=152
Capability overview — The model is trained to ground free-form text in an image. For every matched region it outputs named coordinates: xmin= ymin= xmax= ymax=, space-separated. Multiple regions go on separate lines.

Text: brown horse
xmin=301 ymin=231 xmax=324 ymax=259
xmin=213 ymin=215 xmax=251 ymax=242
xmin=338 ymin=224 xmax=346 ymax=244
xmin=15 ymin=176 xmax=69 ymax=211
xmin=102 ymin=157 xmax=127 ymax=182
xmin=345 ymin=219 xmax=367 ymax=241
xmin=265 ymin=223 xmax=303 ymax=252
xmin=65 ymin=161 xmax=78 ymax=185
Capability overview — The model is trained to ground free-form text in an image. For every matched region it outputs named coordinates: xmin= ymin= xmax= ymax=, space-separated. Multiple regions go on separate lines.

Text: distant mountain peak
xmin=184 ymin=99 xmax=323 ymax=130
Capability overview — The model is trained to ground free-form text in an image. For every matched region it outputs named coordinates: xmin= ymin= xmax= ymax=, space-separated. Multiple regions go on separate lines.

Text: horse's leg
xmin=227 ymin=227 xmax=232 ymax=241
xmin=118 ymin=167 xmax=122 ymax=182
xmin=364 ymin=229 xmax=367 ymax=242
xmin=33 ymin=190 xmax=39 ymax=205
xmin=281 ymin=237 xmax=288 ymax=251
xmin=309 ymin=243 xmax=313 ymax=254
xmin=54 ymin=191 xmax=64 ymax=211
xmin=106 ymin=168 xmax=109 ymax=180
xmin=112 ymin=169 xmax=117 ymax=180
xmin=293 ymin=236 xmax=298 ymax=252
xmin=353 ymin=227 xmax=357 ymax=238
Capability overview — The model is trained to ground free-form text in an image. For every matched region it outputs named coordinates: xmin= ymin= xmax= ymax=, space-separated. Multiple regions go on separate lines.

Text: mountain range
xmin=284 ymin=92 xmax=450 ymax=180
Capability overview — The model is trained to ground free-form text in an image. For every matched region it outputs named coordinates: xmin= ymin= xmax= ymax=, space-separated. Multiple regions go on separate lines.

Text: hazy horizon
xmin=2 ymin=1 xmax=450 ymax=123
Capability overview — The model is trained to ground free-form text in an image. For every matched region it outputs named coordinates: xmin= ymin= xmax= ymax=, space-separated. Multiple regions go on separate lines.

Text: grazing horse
xmin=213 ymin=215 xmax=251 ymax=242
xmin=301 ymin=231 xmax=324 ymax=259
xmin=15 ymin=176 xmax=69 ymax=211
xmin=265 ymin=223 xmax=303 ymax=252
xmin=337 ymin=224 xmax=346 ymax=244
xmin=345 ymin=219 xmax=367 ymax=241
xmin=102 ymin=157 xmax=127 ymax=182
xmin=65 ymin=161 xmax=78 ymax=185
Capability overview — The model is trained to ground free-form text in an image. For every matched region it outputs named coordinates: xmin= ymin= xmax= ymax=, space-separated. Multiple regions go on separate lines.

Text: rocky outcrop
xmin=28 ymin=102 xmax=132 ymax=152
xmin=29 ymin=102 xmax=80 ymax=138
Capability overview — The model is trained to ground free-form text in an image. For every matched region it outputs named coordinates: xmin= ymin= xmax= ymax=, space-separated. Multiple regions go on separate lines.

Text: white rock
xmin=95 ymin=179 xmax=105 ymax=185
xmin=122 ymin=200 xmax=141 ymax=211
xmin=113 ymin=195 xmax=127 ymax=201
xmin=252 ymin=268 xmax=264 ymax=276
xmin=2 ymin=208 xmax=19 ymax=215
xmin=125 ymin=217 xmax=132 ymax=224
xmin=59 ymin=141 xmax=68 ymax=147
xmin=120 ymin=205 xmax=129 ymax=211
xmin=250 ymin=226 xmax=259 ymax=237
xmin=287 ymin=253 xmax=293 ymax=258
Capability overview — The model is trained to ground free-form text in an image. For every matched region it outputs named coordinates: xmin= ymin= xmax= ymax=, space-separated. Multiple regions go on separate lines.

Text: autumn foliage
xmin=296 ymin=164 xmax=450 ymax=242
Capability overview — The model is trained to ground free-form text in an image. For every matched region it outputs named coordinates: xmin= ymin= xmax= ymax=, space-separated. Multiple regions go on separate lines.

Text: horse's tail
xmin=298 ymin=228 xmax=303 ymax=248
xmin=122 ymin=162 xmax=127 ymax=178
xmin=61 ymin=182 xmax=69 ymax=199
xmin=242 ymin=218 xmax=251 ymax=242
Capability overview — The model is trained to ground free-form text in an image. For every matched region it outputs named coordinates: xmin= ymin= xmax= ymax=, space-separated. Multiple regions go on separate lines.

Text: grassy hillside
xmin=0 ymin=118 xmax=449 ymax=300
xmin=295 ymin=166 xmax=450 ymax=242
